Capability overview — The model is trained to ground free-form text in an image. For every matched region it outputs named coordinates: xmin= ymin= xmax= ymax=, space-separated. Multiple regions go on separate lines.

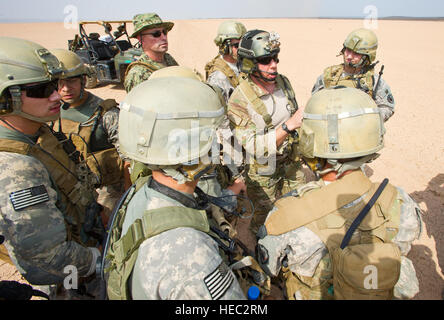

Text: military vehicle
xmin=68 ymin=20 xmax=142 ymax=88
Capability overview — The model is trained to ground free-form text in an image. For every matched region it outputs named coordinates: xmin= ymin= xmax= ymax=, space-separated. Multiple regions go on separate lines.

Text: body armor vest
xmin=53 ymin=99 xmax=124 ymax=187
xmin=0 ymin=126 xmax=97 ymax=245
xmin=262 ymin=171 xmax=402 ymax=299
xmin=104 ymin=177 xmax=270 ymax=300
xmin=205 ymin=56 xmax=240 ymax=88
xmin=323 ymin=64 xmax=375 ymax=98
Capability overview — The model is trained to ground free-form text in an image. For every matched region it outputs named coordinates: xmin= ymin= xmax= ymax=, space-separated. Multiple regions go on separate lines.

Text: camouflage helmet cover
xmin=130 ymin=13 xmax=174 ymax=38
xmin=214 ymin=20 xmax=247 ymax=47
xmin=342 ymin=28 xmax=378 ymax=63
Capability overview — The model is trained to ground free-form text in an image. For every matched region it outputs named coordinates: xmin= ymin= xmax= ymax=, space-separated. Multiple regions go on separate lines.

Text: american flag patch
xmin=9 ymin=185 xmax=49 ymax=211
xmin=204 ymin=262 xmax=234 ymax=300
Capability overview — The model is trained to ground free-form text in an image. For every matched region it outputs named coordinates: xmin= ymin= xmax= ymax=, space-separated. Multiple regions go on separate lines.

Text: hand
xmin=227 ymin=177 xmax=247 ymax=196
xmin=285 ymin=105 xmax=305 ymax=131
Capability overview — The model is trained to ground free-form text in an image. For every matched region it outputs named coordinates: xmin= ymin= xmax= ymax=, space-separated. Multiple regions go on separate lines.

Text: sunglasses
xmin=256 ymin=54 xmax=279 ymax=65
xmin=141 ymin=29 xmax=168 ymax=38
xmin=231 ymin=42 xmax=239 ymax=48
xmin=21 ymin=80 xmax=59 ymax=99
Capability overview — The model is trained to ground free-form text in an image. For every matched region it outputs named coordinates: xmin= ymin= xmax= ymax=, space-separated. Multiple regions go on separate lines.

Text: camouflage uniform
xmin=122 ymin=181 xmax=246 ymax=299
xmin=52 ymin=92 xmax=126 ymax=220
xmin=311 ymin=66 xmax=395 ymax=121
xmin=227 ymin=76 xmax=305 ymax=233
xmin=258 ymin=173 xmax=422 ymax=300
xmin=0 ymin=126 xmax=100 ymax=285
xmin=124 ymin=53 xmax=178 ymax=92
xmin=206 ymin=56 xmax=240 ymax=104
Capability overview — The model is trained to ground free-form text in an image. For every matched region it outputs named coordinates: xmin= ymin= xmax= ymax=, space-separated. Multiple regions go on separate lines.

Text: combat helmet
xmin=299 ymin=87 xmax=384 ymax=174
xmin=342 ymin=28 xmax=378 ymax=67
xmin=214 ymin=20 xmax=247 ymax=56
xmin=50 ymin=49 xmax=89 ymax=79
xmin=0 ymin=37 xmax=63 ymax=122
xmin=118 ymin=76 xmax=224 ymax=182
xmin=237 ymin=29 xmax=280 ymax=75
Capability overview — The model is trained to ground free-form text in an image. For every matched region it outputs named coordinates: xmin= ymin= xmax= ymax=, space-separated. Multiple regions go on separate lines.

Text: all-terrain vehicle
xmin=68 ymin=20 xmax=142 ymax=88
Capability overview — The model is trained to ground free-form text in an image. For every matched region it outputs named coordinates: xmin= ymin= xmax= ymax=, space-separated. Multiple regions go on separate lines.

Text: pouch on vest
xmin=330 ymin=242 xmax=401 ymax=300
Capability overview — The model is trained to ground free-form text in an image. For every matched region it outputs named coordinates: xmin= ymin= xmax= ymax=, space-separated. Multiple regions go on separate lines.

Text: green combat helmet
xmin=342 ymin=28 xmax=378 ymax=67
xmin=299 ymin=87 xmax=384 ymax=174
xmin=214 ymin=20 xmax=247 ymax=56
xmin=50 ymin=49 xmax=90 ymax=79
xmin=237 ymin=29 xmax=280 ymax=75
xmin=118 ymin=76 xmax=224 ymax=182
xmin=130 ymin=13 xmax=174 ymax=38
xmin=0 ymin=37 xmax=63 ymax=122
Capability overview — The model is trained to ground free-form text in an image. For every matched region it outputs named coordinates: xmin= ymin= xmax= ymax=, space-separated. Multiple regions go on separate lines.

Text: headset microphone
xmin=61 ymin=101 xmax=70 ymax=110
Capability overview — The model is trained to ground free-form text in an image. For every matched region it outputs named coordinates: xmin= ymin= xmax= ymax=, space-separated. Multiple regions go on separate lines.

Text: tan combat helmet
xmin=50 ymin=49 xmax=89 ymax=79
xmin=214 ymin=20 xmax=247 ymax=56
xmin=299 ymin=87 xmax=384 ymax=162
xmin=118 ymin=77 xmax=224 ymax=167
xmin=0 ymin=37 xmax=63 ymax=122
xmin=237 ymin=29 xmax=280 ymax=74
xmin=342 ymin=28 xmax=378 ymax=66
xmin=149 ymin=65 xmax=202 ymax=81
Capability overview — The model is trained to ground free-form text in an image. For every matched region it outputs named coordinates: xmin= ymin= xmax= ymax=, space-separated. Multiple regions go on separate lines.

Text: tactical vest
xmin=238 ymin=75 xmax=300 ymax=171
xmin=104 ymin=179 xmax=270 ymax=300
xmin=262 ymin=171 xmax=402 ymax=300
xmin=53 ymin=99 xmax=124 ymax=187
xmin=323 ymin=64 xmax=375 ymax=98
xmin=0 ymin=126 xmax=97 ymax=250
xmin=205 ymin=56 xmax=240 ymax=88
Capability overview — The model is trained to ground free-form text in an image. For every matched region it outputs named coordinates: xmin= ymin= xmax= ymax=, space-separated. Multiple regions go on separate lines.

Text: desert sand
xmin=0 ymin=18 xmax=443 ymax=300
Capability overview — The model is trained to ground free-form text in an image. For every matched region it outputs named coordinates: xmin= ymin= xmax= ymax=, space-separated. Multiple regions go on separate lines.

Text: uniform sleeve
xmin=101 ymin=107 xmax=129 ymax=161
xmin=207 ymin=70 xmax=233 ymax=104
xmin=0 ymin=152 xmax=93 ymax=285
xmin=227 ymin=89 xmax=277 ymax=161
xmin=373 ymin=77 xmax=395 ymax=121
xmin=130 ymin=228 xmax=246 ymax=300
xmin=124 ymin=65 xmax=153 ymax=93
xmin=311 ymin=74 xmax=325 ymax=94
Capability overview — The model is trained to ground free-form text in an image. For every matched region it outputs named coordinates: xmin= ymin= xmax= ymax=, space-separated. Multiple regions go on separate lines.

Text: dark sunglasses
xmin=231 ymin=42 xmax=239 ymax=48
xmin=21 ymin=79 xmax=59 ymax=99
xmin=256 ymin=54 xmax=279 ymax=65
xmin=141 ymin=29 xmax=168 ymax=38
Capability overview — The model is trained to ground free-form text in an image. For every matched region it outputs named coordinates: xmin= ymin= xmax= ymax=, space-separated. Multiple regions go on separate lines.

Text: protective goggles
xmin=21 ymin=79 xmax=58 ymax=99
xmin=256 ymin=54 xmax=279 ymax=65
xmin=141 ymin=29 xmax=168 ymax=38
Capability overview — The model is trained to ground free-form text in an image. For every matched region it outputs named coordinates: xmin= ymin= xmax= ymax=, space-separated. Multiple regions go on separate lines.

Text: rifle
xmin=372 ymin=65 xmax=385 ymax=100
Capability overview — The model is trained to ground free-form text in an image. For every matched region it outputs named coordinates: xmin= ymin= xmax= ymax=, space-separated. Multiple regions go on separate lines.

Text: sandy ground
xmin=0 ymin=18 xmax=443 ymax=300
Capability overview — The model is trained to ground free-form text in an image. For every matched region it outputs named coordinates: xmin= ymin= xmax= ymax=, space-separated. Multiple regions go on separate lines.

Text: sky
xmin=1 ymin=0 xmax=443 ymax=22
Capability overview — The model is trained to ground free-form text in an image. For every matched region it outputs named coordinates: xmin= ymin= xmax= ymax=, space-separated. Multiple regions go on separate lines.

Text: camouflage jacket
xmin=312 ymin=64 xmax=395 ymax=121
xmin=123 ymin=52 xmax=178 ymax=92
xmin=258 ymin=172 xmax=422 ymax=299
xmin=121 ymin=181 xmax=245 ymax=300
xmin=227 ymin=75 xmax=296 ymax=166
xmin=0 ymin=126 xmax=96 ymax=285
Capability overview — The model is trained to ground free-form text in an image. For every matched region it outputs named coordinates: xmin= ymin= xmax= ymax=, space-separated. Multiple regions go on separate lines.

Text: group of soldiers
xmin=0 ymin=12 xmax=422 ymax=300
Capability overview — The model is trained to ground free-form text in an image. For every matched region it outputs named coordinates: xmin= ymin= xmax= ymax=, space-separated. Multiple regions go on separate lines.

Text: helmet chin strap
xmin=253 ymin=70 xmax=278 ymax=83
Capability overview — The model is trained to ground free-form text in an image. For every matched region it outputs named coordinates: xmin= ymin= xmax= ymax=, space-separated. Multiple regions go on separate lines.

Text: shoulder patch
xmin=9 ymin=185 xmax=49 ymax=211
xmin=204 ymin=262 xmax=234 ymax=300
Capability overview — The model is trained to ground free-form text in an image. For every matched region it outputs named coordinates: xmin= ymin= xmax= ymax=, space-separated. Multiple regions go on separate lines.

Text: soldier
xmin=124 ymin=12 xmax=178 ymax=92
xmin=257 ymin=87 xmax=422 ymax=300
xmin=227 ymin=29 xmax=306 ymax=234
xmin=205 ymin=20 xmax=247 ymax=103
xmin=104 ymin=76 xmax=270 ymax=300
xmin=0 ymin=38 xmax=103 ymax=297
xmin=50 ymin=49 xmax=130 ymax=224
xmin=312 ymin=28 xmax=395 ymax=122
